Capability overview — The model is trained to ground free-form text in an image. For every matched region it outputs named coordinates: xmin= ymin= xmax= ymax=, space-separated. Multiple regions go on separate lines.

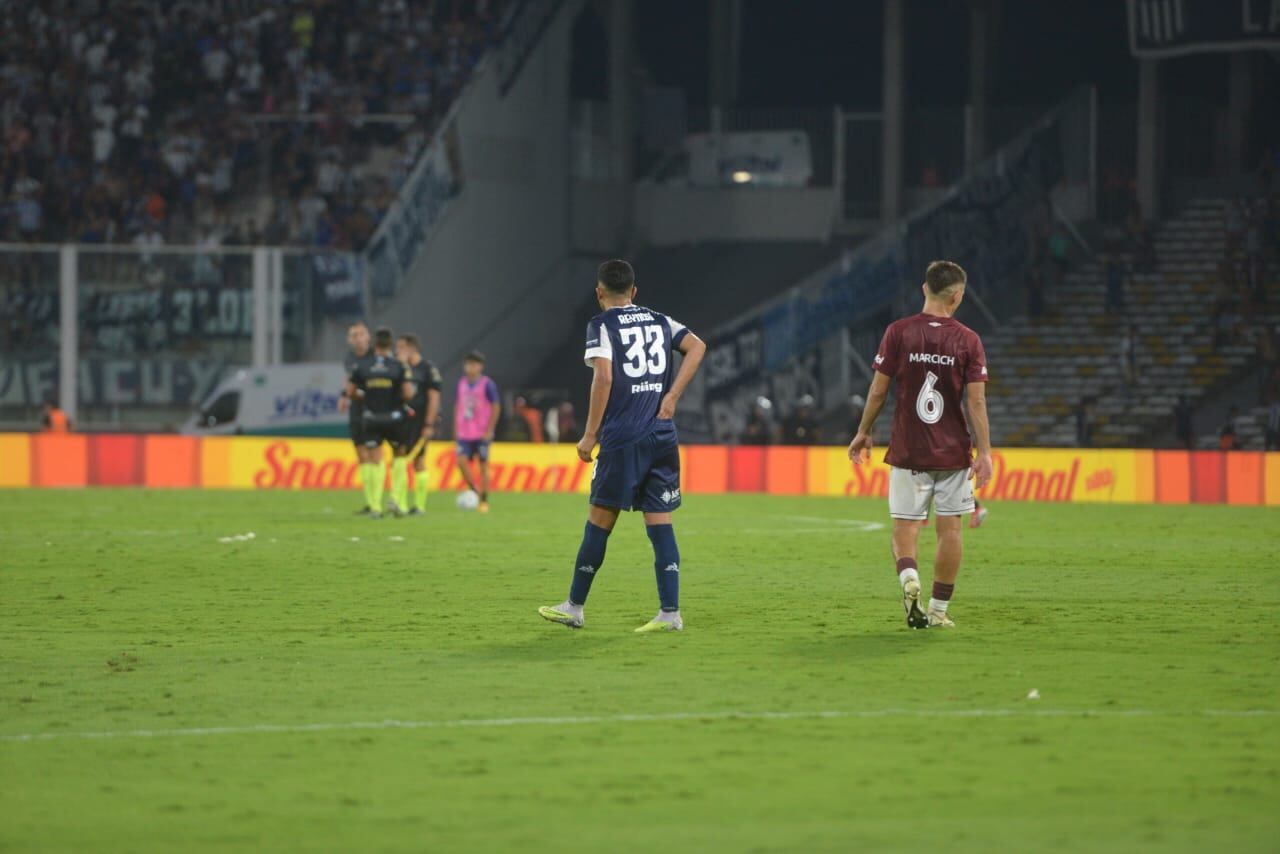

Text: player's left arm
xmin=657 ymin=331 xmax=706 ymax=420
xmin=484 ymin=379 xmax=500 ymax=441
xmin=338 ymin=360 xmax=352 ymax=412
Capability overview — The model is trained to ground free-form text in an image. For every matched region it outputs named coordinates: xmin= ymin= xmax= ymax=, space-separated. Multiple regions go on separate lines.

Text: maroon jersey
xmin=873 ymin=313 xmax=988 ymax=471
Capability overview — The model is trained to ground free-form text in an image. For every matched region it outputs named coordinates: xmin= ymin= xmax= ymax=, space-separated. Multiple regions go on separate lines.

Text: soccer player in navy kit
xmin=539 ymin=260 xmax=707 ymax=633
xmin=848 ymin=261 xmax=994 ymax=629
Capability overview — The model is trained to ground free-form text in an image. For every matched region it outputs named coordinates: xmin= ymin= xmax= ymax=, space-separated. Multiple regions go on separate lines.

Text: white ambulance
xmin=182 ymin=363 xmax=349 ymax=437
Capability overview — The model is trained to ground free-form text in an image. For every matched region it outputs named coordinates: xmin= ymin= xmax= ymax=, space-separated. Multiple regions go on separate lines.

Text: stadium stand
xmin=983 ymin=197 xmax=1280 ymax=449
xmin=526 ymin=241 xmax=843 ymax=411
xmin=0 ymin=0 xmax=501 ymax=249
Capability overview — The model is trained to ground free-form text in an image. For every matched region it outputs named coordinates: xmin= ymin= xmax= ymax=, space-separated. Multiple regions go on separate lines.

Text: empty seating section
xmin=982 ymin=199 xmax=1278 ymax=448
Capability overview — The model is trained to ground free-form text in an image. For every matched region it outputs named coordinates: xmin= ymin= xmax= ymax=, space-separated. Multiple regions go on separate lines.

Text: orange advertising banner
xmin=0 ymin=433 xmax=1276 ymax=507
xmin=217 ymin=438 xmax=592 ymax=494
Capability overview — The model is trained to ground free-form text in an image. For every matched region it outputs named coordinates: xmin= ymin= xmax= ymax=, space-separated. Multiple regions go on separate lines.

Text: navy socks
xmin=568 ymin=522 xmax=611 ymax=605
xmin=646 ymin=524 xmax=680 ymax=612
xmin=567 ymin=521 xmax=681 ymax=612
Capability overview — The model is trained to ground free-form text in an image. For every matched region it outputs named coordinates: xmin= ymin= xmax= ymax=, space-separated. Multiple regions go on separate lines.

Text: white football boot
xmin=538 ymin=600 xmax=584 ymax=629
xmin=927 ymin=608 xmax=955 ymax=628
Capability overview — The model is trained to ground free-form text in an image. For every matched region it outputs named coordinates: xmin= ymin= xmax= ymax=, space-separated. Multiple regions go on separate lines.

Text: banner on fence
xmin=1 ymin=434 xmax=1277 ymax=508
xmin=314 ymin=253 xmax=365 ymax=318
xmin=0 ymin=357 xmax=226 ymax=408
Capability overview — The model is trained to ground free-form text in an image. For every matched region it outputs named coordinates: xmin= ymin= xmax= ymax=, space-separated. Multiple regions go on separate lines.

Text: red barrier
xmin=88 ymin=435 xmax=144 ymax=486
xmin=1190 ymin=451 xmax=1226 ymax=504
xmin=728 ymin=446 xmax=765 ymax=492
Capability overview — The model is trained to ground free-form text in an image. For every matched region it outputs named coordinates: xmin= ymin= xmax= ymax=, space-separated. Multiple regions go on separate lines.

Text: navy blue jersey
xmin=584 ymin=304 xmax=690 ymax=451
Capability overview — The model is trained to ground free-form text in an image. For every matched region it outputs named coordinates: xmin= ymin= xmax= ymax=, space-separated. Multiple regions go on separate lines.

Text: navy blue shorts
xmin=590 ymin=422 xmax=681 ymax=513
xmin=456 ymin=439 xmax=491 ymax=462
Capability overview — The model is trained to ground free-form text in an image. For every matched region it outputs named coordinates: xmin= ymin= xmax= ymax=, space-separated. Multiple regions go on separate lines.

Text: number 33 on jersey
xmin=584 ymin=307 xmax=689 ymax=452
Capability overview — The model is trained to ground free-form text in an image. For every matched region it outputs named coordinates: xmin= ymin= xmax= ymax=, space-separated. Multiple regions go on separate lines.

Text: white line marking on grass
xmin=2 ymin=708 xmax=1275 ymax=743
xmin=779 ymin=517 xmax=886 ymax=532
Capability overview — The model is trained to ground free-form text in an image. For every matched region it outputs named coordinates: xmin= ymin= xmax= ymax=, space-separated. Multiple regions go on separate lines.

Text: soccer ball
xmin=455 ymin=490 xmax=480 ymax=511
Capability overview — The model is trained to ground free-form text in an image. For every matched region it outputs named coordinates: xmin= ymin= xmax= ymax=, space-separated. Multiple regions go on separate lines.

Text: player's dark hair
xmin=374 ymin=327 xmax=394 ymax=349
xmin=597 ymin=259 xmax=635 ymax=294
xmin=398 ymin=333 xmax=420 ymax=351
xmin=465 ymin=350 xmax=485 ymax=364
xmin=924 ymin=260 xmax=966 ymax=295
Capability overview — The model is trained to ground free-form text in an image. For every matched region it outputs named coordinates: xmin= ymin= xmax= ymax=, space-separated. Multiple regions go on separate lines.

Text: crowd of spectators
xmin=738 ymin=394 xmax=827 ymax=446
xmin=495 ymin=392 xmax=579 ymax=444
xmin=1 ymin=0 xmax=501 ymax=250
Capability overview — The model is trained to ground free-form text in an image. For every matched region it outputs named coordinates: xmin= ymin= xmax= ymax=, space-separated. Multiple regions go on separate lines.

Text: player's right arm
xmin=339 ymin=367 xmax=352 ymax=412
xmin=338 ymin=357 xmax=355 ymax=412
xmin=848 ymin=371 xmax=891 ymax=464
xmin=849 ymin=324 xmax=898 ymax=464
xmin=966 ymin=381 xmax=992 ymax=489
xmin=577 ymin=357 xmax=613 ymax=462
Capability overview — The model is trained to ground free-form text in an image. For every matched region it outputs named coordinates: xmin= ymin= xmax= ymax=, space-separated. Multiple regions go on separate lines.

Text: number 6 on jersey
xmin=916 ymin=370 xmax=944 ymax=424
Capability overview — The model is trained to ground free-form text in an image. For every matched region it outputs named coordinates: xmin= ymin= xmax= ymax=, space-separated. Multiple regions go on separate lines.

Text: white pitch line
xmin=2 ymin=708 xmax=1275 ymax=744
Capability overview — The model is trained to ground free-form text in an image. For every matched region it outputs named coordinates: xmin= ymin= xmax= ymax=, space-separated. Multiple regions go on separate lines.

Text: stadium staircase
xmin=982 ymin=199 xmax=1280 ymax=448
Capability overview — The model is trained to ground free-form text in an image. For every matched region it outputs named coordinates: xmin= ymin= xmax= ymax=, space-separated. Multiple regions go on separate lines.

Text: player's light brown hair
xmin=397 ymin=333 xmax=420 ymax=351
xmin=924 ymin=260 xmax=967 ymax=296
xmin=348 ymin=321 xmax=369 ymax=332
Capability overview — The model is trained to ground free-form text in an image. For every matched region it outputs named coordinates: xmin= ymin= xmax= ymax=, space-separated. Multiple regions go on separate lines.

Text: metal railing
xmin=0 ymin=243 xmax=364 ymax=430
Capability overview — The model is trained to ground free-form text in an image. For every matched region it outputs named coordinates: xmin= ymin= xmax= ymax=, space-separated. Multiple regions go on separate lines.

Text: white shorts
xmin=888 ymin=466 xmax=975 ymax=520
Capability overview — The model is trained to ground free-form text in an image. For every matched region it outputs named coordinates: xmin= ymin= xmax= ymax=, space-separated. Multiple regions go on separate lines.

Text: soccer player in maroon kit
xmin=848 ymin=261 xmax=993 ymax=628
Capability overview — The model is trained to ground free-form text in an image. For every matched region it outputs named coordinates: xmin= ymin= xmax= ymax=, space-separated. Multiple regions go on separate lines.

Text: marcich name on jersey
xmin=874 ymin=313 xmax=988 ymax=471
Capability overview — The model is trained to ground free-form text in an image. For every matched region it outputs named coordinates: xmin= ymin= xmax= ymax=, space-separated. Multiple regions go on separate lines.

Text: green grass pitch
xmin=2 ymin=489 xmax=1278 ymax=852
